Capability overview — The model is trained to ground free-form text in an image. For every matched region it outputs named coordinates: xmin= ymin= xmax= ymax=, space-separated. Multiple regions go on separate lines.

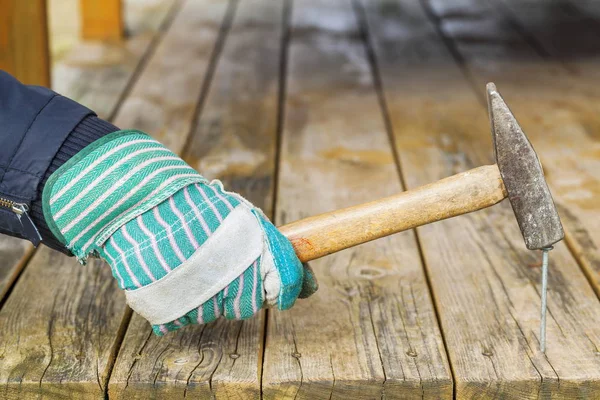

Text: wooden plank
xmin=487 ymin=0 xmax=600 ymax=297
xmin=106 ymin=0 xmax=287 ymax=398
xmin=0 ymin=252 xmax=128 ymax=399
xmin=0 ymin=0 xmax=50 ymax=86
xmin=427 ymin=0 xmax=600 ymax=314
xmin=52 ymin=0 xmax=177 ymax=119
xmin=107 ymin=0 xmax=231 ymax=152
xmin=262 ymin=0 xmax=452 ymax=398
xmin=80 ymin=0 xmax=124 ymax=41
xmin=0 ymin=2 xmax=180 ymax=398
xmin=490 ymin=0 xmax=600 ymax=80
xmin=0 ymin=240 xmax=33 ymax=303
xmin=363 ymin=0 xmax=600 ymax=397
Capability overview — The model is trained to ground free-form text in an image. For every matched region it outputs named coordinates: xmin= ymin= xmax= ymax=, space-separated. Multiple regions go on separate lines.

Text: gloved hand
xmin=42 ymin=130 xmax=317 ymax=334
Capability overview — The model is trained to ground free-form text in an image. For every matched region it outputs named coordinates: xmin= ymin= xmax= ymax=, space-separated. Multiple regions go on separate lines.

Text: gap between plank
xmin=106 ymin=0 xmax=240 ymax=395
xmin=261 ymin=0 xmax=293 ymax=397
xmin=106 ymin=0 xmax=186 ymax=122
xmin=416 ymin=0 xmax=600 ymax=390
xmin=422 ymin=0 xmax=600 ymax=313
xmin=415 ymin=0 xmax=544 ymax=389
xmin=417 ymin=0 xmax=482 ymax=109
xmin=350 ymin=0 xmax=390 ymax=390
xmin=173 ymin=0 xmax=242 ymax=395
xmin=98 ymin=1 xmax=187 ymax=397
xmin=351 ymin=0 xmax=457 ymax=396
xmin=0 ymin=245 xmax=36 ymax=310
xmin=180 ymin=0 xmax=239 ymax=161
xmin=482 ymin=0 xmax=600 ymax=304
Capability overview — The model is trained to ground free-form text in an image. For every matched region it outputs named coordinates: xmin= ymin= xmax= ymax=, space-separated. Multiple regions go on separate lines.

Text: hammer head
xmin=487 ymin=83 xmax=564 ymax=250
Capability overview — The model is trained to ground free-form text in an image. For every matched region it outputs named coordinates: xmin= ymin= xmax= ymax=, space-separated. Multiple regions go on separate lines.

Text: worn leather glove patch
xmin=99 ymin=181 xmax=317 ymax=334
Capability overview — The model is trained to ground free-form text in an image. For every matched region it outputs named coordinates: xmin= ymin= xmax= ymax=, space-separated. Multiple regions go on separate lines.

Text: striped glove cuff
xmin=43 ymin=130 xmax=206 ymax=261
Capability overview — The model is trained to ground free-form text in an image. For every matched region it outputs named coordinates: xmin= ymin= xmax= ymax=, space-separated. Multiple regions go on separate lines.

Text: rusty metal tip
xmin=486 ymin=84 xmax=564 ymax=250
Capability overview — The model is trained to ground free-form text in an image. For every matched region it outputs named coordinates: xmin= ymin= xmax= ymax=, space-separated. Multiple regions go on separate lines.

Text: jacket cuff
xmin=31 ymin=116 xmax=119 ymax=255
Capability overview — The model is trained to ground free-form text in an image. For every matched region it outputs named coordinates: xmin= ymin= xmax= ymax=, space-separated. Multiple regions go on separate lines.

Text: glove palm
xmin=100 ymin=181 xmax=317 ymax=334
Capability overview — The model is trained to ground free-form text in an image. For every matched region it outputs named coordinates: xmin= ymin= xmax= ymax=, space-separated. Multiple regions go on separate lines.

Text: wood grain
xmin=0 ymin=1 xmax=179 ymax=398
xmin=109 ymin=0 xmax=231 ymax=152
xmin=52 ymin=0 xmax=177 ymax=119
xmin=0 ymin=0 xmax=50 ymax=86
xmin=488 ymin=0 xmax=600 ymax=304
xmin=262 ymin=0 xmax=452 ymax=398
xmin=0 ymin=240 xmax=33 ymax=304
xmin=363 ymin=0 xmax=600 ymax=396
xmin=428 ymin=1 xmax=600 ymax=394
xmin=108 ymin=0 xmax=282 ymax=397
xmin=280 ymin=164 xmax=507 ymax=262
xmin=0 ymin=248 xmax=128 ymax=399
xmin=80 ymin=0 xmax=124 ymax=41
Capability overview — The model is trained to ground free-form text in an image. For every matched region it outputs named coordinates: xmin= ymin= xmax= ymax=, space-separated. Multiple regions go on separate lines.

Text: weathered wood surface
xmin=0 ymin=1 xmax=179 ymax=398
xmin=3 ymin=0 xmax=600 ymax=398
xmin=0 ymin=251 xmax=127 ymax=399
xmin=0 ymin=0 xmax=50 ymax=87
xmin=108 ymin=0 xmax=283 ymax=397
xmin=488 ymin=0 xmax=600 ymax=301
xmin=52 ymin=0 xmax=177 ymax=119
xmin=0 ymin=240 xmax=33 ymax=304
xmin=429 ymin=0 xmax=600 ymax=333
xmin=80 ymin=0 xmax=124 ymax=41
xmin=262 ymin=0 xmax=452 ymax=398
xmin=108 ymin=0 xmax=231 ymax=152
xmin=363 ymin=0 xmax=600 ymax=397
xmin=427 ymin=1 xmax=600 ymax=394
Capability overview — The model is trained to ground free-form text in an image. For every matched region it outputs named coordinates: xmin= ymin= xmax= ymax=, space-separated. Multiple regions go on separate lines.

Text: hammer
xmin=278 ymin=83 xmax=564 ymax=352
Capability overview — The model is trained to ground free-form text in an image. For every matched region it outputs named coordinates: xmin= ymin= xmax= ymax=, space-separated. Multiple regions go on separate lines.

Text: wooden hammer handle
xmin=279 ymin=164 xmax=507 ymax=263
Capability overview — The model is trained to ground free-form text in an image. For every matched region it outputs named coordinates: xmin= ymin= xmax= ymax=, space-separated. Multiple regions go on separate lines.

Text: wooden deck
xmin=2 ymin=0 xmax=600 ymax=398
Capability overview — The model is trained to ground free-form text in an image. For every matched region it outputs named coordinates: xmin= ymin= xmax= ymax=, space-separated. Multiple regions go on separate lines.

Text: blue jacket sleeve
xmin=0 ymin=70 xmax=118 ymax=254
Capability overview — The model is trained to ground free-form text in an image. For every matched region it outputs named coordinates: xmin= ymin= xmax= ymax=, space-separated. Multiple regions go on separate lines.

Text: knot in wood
xmin=406 ymin=349 xmax=418 ymax=358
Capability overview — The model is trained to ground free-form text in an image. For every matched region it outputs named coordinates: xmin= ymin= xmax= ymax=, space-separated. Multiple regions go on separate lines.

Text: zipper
xmin=0 ymin=197 xmax=27 ymax=215
xmin=0 ymin=197 xmax=42 ymax=246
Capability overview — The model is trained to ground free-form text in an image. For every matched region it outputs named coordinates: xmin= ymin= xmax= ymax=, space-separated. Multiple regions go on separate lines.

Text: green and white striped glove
xmin=43 ymin=130 xmax=317 ymax=334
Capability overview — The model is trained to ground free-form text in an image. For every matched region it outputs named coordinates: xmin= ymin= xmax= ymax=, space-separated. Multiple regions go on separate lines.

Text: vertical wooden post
xmin=80 ymin=0 xmax=124 ymax=41
xmin=0 ymin=0 xmax=51 ymax=87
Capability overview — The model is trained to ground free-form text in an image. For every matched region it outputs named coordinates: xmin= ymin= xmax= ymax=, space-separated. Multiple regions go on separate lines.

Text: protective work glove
xmin=42 ymin=130 xmax=317 ymax=334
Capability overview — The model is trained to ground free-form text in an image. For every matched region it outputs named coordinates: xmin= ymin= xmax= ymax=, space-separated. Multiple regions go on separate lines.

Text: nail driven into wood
xmin=540 ymin=246 xmax=553 ymax=353
xmin=279 ymin=83 xmax=565 ymax=356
